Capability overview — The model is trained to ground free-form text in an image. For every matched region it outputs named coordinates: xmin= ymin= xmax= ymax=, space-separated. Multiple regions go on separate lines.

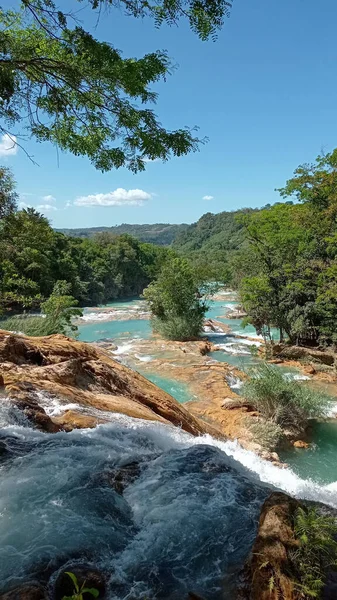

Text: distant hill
xmin=172 ymin=210 xmax=252 ymax=253
xmin=58 ymin=208 xmax=259 ymax=265
xmin=57 ymin=223 xmax=188 ymax=246
xmin=172 ymin=208 xmax=258 ymax=280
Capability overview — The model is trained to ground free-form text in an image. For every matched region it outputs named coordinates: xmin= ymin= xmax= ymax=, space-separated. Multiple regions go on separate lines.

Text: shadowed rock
xmin=0 ymin=584 xmax=46 ymax=600
xmin=238 ymin=492 xmax=300 ymax=600
xmin=96 ymin=461 xmax=142 ymax=495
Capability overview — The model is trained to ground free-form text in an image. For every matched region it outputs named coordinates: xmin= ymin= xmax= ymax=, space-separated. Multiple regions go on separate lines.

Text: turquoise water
xmin=280 ymin=421 xmax=337 ymax=485
xmin=208 ymin=348 xmax=260 ymax=370
xmin=207 ymin=300 xmax=279 ymax=340
xmin=98 ymin=297 xmax=144 ymax=309
xmin=77 ymin=296 xmax=337 ymax=485
xmin=78 ymin=318 xmax=151 ymax=343
xmin=78 ymin=297 xmax=275 ymax=375
xmin=142 ymin=373 xmax=196 ymax=404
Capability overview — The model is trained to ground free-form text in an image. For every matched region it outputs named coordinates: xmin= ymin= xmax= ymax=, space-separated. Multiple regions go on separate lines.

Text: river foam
xmin=1 ymin=402 xmax=337 ymax=598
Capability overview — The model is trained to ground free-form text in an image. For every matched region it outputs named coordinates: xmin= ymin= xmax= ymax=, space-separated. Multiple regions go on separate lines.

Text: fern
xmin=291 ymin=507 xmax=337 ymax=599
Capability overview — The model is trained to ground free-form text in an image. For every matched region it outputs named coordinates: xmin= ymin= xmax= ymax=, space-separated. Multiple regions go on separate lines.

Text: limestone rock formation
xmin=0 ymin=330 xmax=212 ymax=436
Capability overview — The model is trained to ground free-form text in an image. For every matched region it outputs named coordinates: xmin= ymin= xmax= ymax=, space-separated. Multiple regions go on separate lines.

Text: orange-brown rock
xmin=238 ymin=492 xmax=300 ymax=600
xmin=0 ymin=331 xmax=214 ymax=436
xmin=199 ymin=341 xmax=213 ymax=355
xmin=304 ymin=365 xmax=316 ymax=375
xmin=293 ymin=440 xmax=310 ymax=449
xmin=203 ymin=318 xmax=231 ymax=333
xmin=272 ymin=343 xmax=336 ymax=367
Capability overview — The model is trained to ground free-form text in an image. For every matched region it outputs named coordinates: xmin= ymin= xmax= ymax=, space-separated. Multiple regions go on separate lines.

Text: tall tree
xmin=237 ymin=149 xmax=337 ymax=348
xmin=143 ymin=256 xmax=210 ymax=340
xmin=0 ymin=0 xmax=231 ymax=170
xmin=0 ymin=166 xmax=18 ymax=218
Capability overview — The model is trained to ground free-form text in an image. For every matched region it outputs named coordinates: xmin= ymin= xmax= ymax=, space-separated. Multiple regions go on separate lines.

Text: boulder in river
xmin=272 ymin=343 xmax=336 ymax=366
xmin=99 ymin=461 xmax=142 ymax=495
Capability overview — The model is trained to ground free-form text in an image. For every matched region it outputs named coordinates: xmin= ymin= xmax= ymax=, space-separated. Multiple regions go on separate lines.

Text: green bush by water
xmin=143 ymin=257 xmax=210 ymax=341
xmin=1 ymin=281 xmax=83 ymax=337
xmin=0 ymin=314 xmax=55 ymax=336
xmin=242 ymin=363 xmax=332 ymax=433
xmin=247 ymin=420 xmax=284 ymax=450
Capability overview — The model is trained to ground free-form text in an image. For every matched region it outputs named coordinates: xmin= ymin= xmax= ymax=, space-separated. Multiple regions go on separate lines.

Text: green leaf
xmin=65 ymin=572 xmax=79 ymax=593
xmin=81 ymin=588 xmax=99 ymax=598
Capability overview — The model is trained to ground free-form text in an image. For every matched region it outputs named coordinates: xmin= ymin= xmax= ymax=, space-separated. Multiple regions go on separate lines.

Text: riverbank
xmin=77 ymin=293 xmax=337 ymax=469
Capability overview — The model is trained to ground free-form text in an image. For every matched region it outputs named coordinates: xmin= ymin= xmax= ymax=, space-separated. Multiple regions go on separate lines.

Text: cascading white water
xmin=1 ymin=398 xmax=337 ymax=599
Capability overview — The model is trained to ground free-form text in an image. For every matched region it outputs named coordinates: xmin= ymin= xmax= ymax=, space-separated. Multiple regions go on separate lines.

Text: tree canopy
xmin=0 ymin=171 xmax=173 ymax=313
xmin=0 ymin=166 xmax=18 ymax=218
xmin=236 ymin=150 xmax=337 ymax=348
xmin=0 ymin=0 xmax=231 ymax=169
xmin=143 ymin=256 xmax=210 ymax=340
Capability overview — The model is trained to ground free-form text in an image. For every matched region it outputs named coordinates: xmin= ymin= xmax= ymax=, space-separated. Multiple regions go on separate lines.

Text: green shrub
xmin=143 ymin=257 xmax=210 ymax=341
xmin=1 ymin=281 xmax=83 ymax=337
xmin=0 ymin=314 xmax=55 ymax=336
xmin=291 ymin=506 xmax=337 ymax=598
xmin=242 ymin=363 xmax=332 ymax=432
xmin=248 ymin=420 xmax=284 ymax=450
xmin=151 ymin=315 xmax=204 ymax=341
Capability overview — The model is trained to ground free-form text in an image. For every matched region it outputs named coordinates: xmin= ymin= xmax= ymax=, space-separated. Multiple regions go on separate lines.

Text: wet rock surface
xmin=272 ymin=343 xmax=336 ymax=367
xmin=0 ymin=331 xmax=212 ymax=437
xmin=0 ymin=585 xmax=47 ymax=600
xmin=99 ymin=461 xmax=142 ymax=495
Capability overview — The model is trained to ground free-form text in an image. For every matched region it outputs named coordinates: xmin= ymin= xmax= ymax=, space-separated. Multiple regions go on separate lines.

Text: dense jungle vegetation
xmin=236 ymin=150 xmax=337 ymax=348
xmin=1 ymin=148 xmax=337 ymax=349
xmin=0 ymin=169 xmax=171 ymax=314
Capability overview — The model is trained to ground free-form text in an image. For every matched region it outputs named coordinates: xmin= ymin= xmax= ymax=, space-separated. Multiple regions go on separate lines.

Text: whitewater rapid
xmin=0 ymin=398 xmax=337 ymax=598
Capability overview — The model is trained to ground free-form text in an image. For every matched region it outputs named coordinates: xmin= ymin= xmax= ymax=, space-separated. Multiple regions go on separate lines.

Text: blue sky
xmin=3 ymin=0 xmax=337 ymax=227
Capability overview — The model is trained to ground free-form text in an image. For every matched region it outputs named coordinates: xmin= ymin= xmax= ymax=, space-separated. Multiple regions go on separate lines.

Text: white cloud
xmin=74 ymin=188 xmax=152 ymax=207
xmin=42 ymin=194 xmax=56 ymax=202
xmin=19 ymin=201 xmax=31 ymax=209
xmin=0 ymin=133 xmax=18 ymax=156
xmin=36 ymin=204 xmax=57 ymax=211
xmin=142 ymin=157 xmax=160 ymax=163
xmin=202 ymin=195 xmax=214 ymax=201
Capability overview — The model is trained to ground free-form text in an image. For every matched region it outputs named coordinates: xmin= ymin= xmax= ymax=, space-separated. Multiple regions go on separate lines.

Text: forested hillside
xmin=0 ymin=169 xmax=172 ymax=313
xmin=58 ymin=223 xmax=188 ymax=246
xmin=172 ymin=209 xmax=256 ymax=280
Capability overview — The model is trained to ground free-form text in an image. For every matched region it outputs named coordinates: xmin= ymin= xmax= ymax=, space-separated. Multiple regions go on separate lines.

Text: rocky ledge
xmin=0 ymin=330 xmax=216 ymax=437
xmin=238 ymin=492 xmax=337 ymax=600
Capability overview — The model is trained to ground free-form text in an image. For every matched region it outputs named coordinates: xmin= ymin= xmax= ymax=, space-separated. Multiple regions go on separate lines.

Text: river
xmin=0 ymin=294 xmax=337 ymax=597
xmin=77 ymin=293 xmax=337 ymax=486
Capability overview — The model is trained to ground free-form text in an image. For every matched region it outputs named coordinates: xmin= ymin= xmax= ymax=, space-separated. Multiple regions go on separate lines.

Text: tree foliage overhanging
xmin=0 ymin=0 xmax=231 ymax=169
